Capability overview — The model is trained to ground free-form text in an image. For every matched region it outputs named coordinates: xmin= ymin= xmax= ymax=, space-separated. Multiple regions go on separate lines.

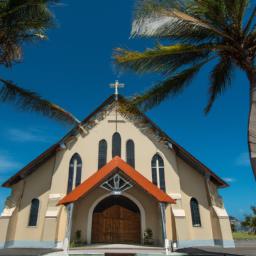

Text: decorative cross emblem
xmin=110 ymin=80 xmax=125 ymax=100
xmin=100 ymin=173 xmax=133 ymax=195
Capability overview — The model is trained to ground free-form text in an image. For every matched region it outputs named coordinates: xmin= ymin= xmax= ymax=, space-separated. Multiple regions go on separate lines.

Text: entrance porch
xmin=58 ymin=157 xmax=175 ymax=249
xmin=70 ymin=186 xmax=162 ymax=246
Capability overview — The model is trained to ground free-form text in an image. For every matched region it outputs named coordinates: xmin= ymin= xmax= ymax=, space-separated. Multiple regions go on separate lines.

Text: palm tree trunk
xmin=247 ymin=69 xmax=256 ymax=179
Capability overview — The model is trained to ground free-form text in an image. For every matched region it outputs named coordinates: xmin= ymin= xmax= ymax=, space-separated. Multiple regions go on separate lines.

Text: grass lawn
xmin=233 ymin=232 xmax=256 ymax=240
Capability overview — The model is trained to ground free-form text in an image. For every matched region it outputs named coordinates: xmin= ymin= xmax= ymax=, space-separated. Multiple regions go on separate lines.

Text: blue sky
xmin=0 ymin=0 xmax=255 ymax=219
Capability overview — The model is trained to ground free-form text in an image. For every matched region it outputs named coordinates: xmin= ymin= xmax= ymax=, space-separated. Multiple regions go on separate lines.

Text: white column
xmin=63 ymin=203 xmax=74 ymax=252
xmin=160 ymin=203 xmax=170 ymax=254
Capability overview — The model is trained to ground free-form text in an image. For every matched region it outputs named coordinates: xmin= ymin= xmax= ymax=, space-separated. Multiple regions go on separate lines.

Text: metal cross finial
xmin=110 ymin=80 xmax=125 ymax=100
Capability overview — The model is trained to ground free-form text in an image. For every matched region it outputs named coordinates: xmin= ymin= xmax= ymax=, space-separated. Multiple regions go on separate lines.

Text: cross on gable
xmin=110 ymin=80 xmax=125 ymax=100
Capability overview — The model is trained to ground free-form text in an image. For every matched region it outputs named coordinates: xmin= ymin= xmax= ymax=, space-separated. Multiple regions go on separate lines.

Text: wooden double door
xmin=91 ymin=196 xmax=141 ymax=244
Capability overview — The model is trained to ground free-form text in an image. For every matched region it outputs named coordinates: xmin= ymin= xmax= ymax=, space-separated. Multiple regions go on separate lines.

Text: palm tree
xmin=114 ymin=0 xmax=256 ymax=178
xmin=0 ymin=0 xmax=79 ymax=125
xmin=241 ymin=206 xmax=256 ymax=234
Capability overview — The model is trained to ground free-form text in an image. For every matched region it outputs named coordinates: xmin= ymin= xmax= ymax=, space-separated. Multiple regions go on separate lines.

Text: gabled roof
xmin=2 ymin=94 xmax=228 ymax=188
xmin=58 ymin=156 xmax=175 ymax=205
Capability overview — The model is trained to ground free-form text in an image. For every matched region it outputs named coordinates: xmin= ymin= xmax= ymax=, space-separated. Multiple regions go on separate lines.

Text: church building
xmin=0 ymin=90 xmax=234 ymax=250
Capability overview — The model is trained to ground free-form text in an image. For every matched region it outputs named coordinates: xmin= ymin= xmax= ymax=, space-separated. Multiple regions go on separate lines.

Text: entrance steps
xmin=44 ymin=244 xmax=187 ymax=255
xmin=71 ymin=244 xmax=166 ymax=254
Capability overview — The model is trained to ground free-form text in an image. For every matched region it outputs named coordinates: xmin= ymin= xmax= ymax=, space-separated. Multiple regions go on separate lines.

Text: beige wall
xmin=50 ymin=109 xmax=181 ymax=196
xmin=0 ymin=105 xmax=232 ymax=247
xmin=7 ymin=156 xmax=55 ymax=243
xmin=176 ymin=157 xmax=214 ymax=242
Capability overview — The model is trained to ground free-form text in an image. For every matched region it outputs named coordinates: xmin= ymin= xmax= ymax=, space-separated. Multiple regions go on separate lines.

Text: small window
xmin=112 ymin=132 xmax=121 ymax=157
xmin=98 ymin=139 xmax=107 ymax=169
xmin=190 ymin=198 xmax=201 ymax=227
xmin=126 ymin=139 xmax=135 ymax=168
xmin=151 ymin=154 xmax=166 ymax=191
xmin=28 ymin=198 xmax=39 ymax=226
xmin=67 ymin=153 xmax=82 ymax=194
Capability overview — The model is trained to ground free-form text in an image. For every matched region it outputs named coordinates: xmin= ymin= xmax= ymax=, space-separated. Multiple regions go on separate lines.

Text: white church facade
xmin=0 ymin=94 xmax=234 ymax=250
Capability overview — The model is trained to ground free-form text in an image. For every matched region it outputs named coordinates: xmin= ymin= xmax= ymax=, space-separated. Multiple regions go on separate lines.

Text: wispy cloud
xmin=235 ymin=152 xmax=250 ymax=167
xmin=0 ymin=154 xmax=22 ymax=172
xmin=223 ymin=177 xmax=236 ymax=183
xmin=7 ymin=128 xmax=53 ymax=143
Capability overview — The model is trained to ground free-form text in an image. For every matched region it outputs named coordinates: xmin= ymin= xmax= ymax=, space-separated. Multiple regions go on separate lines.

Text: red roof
xmin=58 ymin=156 xmax=175 ymax=205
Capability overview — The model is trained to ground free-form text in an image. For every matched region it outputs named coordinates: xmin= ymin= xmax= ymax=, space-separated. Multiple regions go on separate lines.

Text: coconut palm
xmin=114 ymin=0 xmax=256 ymax=177
xmin=241 ymin=206 xmax=256 ymax=234
xmin=0 ymin=0 xmax=79 ymax=125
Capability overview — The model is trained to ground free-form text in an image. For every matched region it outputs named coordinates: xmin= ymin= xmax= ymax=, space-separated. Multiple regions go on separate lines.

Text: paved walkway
xmin=0 ymin=241 xmax=255 ymax=256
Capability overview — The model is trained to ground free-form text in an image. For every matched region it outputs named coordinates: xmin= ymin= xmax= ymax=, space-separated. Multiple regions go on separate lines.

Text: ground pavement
xmin=0 ymin=241 xmax=255 ymax=256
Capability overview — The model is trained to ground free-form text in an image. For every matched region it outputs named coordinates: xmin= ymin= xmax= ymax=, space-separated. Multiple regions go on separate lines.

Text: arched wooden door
xmin=92 ymin=195 xmax=141 ymax=244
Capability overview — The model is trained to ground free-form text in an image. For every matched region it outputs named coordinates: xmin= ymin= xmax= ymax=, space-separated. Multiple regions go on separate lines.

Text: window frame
xmin=98 ymin=139 xmax=107 ymax=169
xmin=126 ymin=139 xmax=135 ymax=168
xmin=190 ymin=197 xmax=202 ymax=227
xmin=112 ymin=132 xmax=121 ymax=157
xmin=67 ymin=153 xmax=82 ymax=194
xmin=151 ymin=153 xmax=166 ymax=192
xmin=28 ymin=198 xmax=40 ymax=227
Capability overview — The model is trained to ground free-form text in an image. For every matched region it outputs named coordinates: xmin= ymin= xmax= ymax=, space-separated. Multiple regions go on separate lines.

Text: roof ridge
xmin=2 ymin=94 xmax=228 ymax=188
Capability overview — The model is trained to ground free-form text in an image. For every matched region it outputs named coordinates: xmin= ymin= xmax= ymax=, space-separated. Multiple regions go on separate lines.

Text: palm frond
xmin=131 ymin=0 xmax=232 ymax=42
xmin=243 ymin=6 xmax=256 ymax=35
xmin=0 ymin=79 xmax=79 ymax=125
xmin=114 ymin=44 xmax=213 ymax=74
xmin=0 ymin=0 xmax=56 ymax=66
xmin=131 ymin=60 xmax=209 ymax=111
xmin=204 ymin=56 xmax=234 ymax=113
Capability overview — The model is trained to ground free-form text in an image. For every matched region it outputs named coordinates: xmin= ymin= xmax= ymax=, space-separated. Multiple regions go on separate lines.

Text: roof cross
xmin=110 ymin=80 xmax=125 ymax=100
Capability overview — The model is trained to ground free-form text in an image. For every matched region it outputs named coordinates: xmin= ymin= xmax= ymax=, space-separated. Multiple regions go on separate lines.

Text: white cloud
xmin=223 ymin=177 xmax=236 ymax=183
xmin=235 ymin=152 xmax=250 ymax=167
xmin=7 ymin=128 xmax=52 ymax=143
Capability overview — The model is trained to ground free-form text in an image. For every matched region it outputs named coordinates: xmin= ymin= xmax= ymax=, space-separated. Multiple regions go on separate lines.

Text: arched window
xmin=98 ymin=139 xmax=107 ymax=169
xmin=112 ymin=132 xmax=121 ymax=157
xmin=126 ymin=139 xmax=135 ymax=168
xmin=28 ymin=198 xmax=39 ymax=226
xmin=67 ymin=153 xmax=82 ymax=194
xmin=190 ymin=198 xmax=201 ymax=227
xmin=151 ymin=154 xmax=166 ymax=192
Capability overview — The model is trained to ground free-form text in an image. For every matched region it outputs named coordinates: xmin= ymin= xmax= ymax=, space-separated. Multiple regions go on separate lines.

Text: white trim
xmin=213 ymin=206 xmax=229 ymax=218
xmin=172 ymin=208 xmax=186 ymax=217
xmin=168 ymin=193 xmax=181 ymax=200
xmin=86 ymin=192 xmax=146 ymax=244
xmin=48 ymin=194 xmax=64 ymax=200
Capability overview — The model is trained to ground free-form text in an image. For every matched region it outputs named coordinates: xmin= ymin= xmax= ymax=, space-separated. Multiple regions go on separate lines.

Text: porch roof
xmin=58 ymin=156 xmax=175 ymax=205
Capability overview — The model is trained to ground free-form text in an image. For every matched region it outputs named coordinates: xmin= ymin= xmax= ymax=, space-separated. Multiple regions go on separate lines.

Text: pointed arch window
xmin=190 ymin=198 xmax=201 ymax=227
xmin=151 ymin=154 xmax=166 ymax=192
xmin=112 ymin=132 xmax=121 ymax=157
xmin=67 ymin=153 xmax=82 ymax=194
xmin=28 ymin=198 xmax=39 ymax=226
xmin=98 ymin=139 xmax=107 ymax=169
xmin=126 ymin=139 xmax=135 ymax=168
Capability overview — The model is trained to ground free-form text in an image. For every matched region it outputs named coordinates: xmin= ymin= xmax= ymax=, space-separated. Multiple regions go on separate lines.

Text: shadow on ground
xmin=0 ymin=248 xmax=61 ymax=256
xmin=177 ymin=247 xmax=256 ymax=256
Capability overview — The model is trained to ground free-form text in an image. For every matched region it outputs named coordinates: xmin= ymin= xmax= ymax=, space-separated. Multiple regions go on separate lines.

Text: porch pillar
xmin=63 ymin=203 xmax=74 ymax=252
xmin=159 ymin=203 xmax=170 ymax=254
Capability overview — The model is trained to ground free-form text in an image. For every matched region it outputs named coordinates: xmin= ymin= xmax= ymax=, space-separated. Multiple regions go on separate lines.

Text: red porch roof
xmin=58 ymin=156 xmax=175 ymax=205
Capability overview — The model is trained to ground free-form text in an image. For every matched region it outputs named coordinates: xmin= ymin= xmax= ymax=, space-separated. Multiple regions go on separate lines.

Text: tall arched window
xmin=151 ymin=154 xmax=166 ymax=192
xmin=67 ymin=153 xmax=82 ymax=194
xmin=112 ymin=132 xmax=121 ymax=157
xmin=98 ymin=139 xmax=107 ymax=169
xmin=126 ymin=139 xmax=135 ymax=168
xmin=190 ymin=198 xmax=201 ymax=227
xmin=28 ymin=198 xmax=39 ymax=226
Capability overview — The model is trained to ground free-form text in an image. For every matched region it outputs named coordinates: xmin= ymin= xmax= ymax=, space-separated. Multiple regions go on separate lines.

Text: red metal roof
xmin=58 ymin=156 xmax=175 ymax=205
